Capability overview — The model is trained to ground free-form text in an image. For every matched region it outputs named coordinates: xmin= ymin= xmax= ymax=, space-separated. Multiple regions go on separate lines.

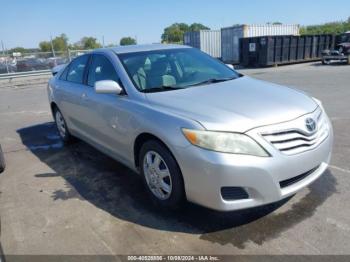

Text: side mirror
xmin=52 ymin=64 xmax=66 ymax=76
xmin=94 ymin=80 xmax=123 ymax=95
xmin=226 ymin=64 xmax=235 ymax=70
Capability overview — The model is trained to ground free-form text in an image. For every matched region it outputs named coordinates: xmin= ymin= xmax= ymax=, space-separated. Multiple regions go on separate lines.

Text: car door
xmin=80 ymin=54 xmax=132 ymax=162
xmin=56 ymin=54 xmax=90 ymax=136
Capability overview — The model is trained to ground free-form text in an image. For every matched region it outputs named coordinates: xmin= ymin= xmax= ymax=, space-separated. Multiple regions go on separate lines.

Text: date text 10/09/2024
xmin=127 ymin=255 xmax=220 ymax=261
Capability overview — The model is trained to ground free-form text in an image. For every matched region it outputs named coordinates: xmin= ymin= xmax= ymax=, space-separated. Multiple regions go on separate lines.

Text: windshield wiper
xmin=141 ymin=86 xmax=183 ymax=93
xmin=189 ymin=77 xmax=236 ymax=87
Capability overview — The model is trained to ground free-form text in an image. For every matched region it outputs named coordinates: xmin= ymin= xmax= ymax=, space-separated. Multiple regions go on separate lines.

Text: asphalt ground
xmin=0 ymin=62 xmax=349 ymax=256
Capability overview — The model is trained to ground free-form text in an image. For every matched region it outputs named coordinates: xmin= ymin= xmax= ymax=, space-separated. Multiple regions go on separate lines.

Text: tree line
xmin=161 ymin=23 xmax=210 ymax=43
xmin=161 ymin=20 xmax=350 ymax=43
xmin=300 ymin=17 xmax=350 ymax=35
xmin=8 ymin=35 xmax=137 ymax=54
xmin=7 ymin=18 xmax=350 ymax=54
xmin=38 ymin=34 xmax=137 ymax=52
xmin=8 ymin=22 xmax=209 ymax=54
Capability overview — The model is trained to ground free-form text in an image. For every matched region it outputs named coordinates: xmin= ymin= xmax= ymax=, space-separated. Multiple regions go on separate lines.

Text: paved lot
xmin=0 ymin=62 xmax=349 ymax=255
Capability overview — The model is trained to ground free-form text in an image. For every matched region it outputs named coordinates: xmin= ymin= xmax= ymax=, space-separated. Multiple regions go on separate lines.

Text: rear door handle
xmin=81 ymin=93 xmax=87 ymax=99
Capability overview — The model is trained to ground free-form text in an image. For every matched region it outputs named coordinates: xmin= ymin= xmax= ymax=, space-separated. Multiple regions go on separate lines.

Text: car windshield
xmin=118 ymin=48 xmax=241 ymax=92
xmin=339 ymin=33 xmax=350 ymax=43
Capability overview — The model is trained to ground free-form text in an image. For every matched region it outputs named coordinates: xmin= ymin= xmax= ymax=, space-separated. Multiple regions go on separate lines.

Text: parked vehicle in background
xmin=0 ymin=63 xmax=9 ymax=74
xmin=0 ymin=50 xmax=91 ymax=75
xmin=0 ymin=145 xmax=5 ymax=173
xmin=322 ymin=33 xmax=350 ymax=65
xmin=16 ymin=58 xmax=49 ymax=72
xmin=46 ymin=57 xmax=69 ymax=69
xmin=0 ymin=60 xmax=17 ymax=74
xmin=47 ymin=44 xmax=333 ymax=211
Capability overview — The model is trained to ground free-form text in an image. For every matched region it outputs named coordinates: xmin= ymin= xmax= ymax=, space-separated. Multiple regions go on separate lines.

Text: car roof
xmin=94 ymin=44 xmax=191 ymax=55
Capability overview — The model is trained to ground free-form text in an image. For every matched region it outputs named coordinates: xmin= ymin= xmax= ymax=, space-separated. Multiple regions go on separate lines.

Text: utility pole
xmin=1 ymin=40 xmax=9 ymax=74
xmin=50 ymin=35 xmax=56 ymax=57
xmin=102 ymin=35 xmax=105 ymax=48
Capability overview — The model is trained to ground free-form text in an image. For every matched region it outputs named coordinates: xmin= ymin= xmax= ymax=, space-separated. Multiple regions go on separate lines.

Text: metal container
xmin=183 ymin=30 xmax=221 ymax=58
xmin=221 ymin=24 xmax=300 ymax=64
xmin=241 ymin=34 xmax=335 ymax=67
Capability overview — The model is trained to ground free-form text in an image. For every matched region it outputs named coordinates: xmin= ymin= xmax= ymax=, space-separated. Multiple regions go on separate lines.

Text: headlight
xmin=182 ymin=128 xmax=269 ymax=157
xmin=312 ymin=97 xmax=324 ymax=110
xmin=312 ymin=97 xmax=330 ymax=134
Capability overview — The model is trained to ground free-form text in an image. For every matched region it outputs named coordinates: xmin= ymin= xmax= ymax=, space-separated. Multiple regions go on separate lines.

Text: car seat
xmin=147 ymin=58 xmax=176 ymax=88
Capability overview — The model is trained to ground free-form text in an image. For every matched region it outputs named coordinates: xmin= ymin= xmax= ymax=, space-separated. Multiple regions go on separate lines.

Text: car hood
xmin=145 ymin=76 xmax=318 ymax=133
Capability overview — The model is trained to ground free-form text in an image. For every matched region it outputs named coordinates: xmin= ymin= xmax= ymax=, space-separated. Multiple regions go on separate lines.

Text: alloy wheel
xmin=143 ymin=151 xmax=172 ymax=200
xmin=55 ymin=110 xmax=67 ymax=139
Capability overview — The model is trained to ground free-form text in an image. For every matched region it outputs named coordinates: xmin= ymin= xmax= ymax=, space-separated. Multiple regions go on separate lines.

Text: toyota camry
xmin=47 ymin=44 xmax=333 ymax=211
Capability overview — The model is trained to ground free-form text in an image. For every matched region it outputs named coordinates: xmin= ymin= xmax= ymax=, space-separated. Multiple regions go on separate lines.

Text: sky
xmin=0 ymin=0 xmax=349 ymax=49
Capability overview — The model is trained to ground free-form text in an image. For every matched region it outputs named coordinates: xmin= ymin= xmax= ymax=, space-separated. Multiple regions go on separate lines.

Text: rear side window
xmin=87 ymin=55 xmax=119 ymax=87
xmin=66 ymin=55 xmax=89 ymax=84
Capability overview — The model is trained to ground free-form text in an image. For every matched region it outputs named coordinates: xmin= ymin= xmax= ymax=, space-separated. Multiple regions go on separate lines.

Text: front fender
xmin=127 ymin=101 xmax=204 ymax=169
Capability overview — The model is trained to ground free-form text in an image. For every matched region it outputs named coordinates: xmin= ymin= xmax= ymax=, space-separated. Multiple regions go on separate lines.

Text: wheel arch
xmin=50 ymin=101 xmax=58 ymax=115
xmin=133 ymin=133 xmax=178 ymax=170
xmin=133 ymin=132 xmax=187 ymax=201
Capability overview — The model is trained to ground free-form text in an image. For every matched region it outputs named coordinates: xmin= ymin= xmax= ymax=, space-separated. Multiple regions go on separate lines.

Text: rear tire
xmin=53 ymin=107 xmax=73 ymax=144
xmin=322 ymin=59 xmax=330 ymax=65
xmin=139 ymin=140 xmax=185 ymax=209
xmin=0 ymin=145 xmax=5 ymax=173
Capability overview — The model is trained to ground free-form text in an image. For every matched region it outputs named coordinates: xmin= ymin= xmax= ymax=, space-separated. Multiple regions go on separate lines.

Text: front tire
xmin=139 ymin=140 xmax=185 ymax=209
xmin=0 ymin=145 xmax=5 ymax=173
xmin=53 ymin=107 xmax=73 ymax=144
xmin=322 ymin=59 xmax=330 ymax=65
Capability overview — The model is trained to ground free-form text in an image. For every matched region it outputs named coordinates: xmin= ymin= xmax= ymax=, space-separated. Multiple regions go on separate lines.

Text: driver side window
xmin=87 ymin=55 xmax=119 ymax=87
xmin=66 ymin=55 xmax=89 ymax=84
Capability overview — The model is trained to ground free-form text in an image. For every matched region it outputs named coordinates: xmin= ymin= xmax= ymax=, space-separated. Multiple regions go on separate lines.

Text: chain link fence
xmin=0 ymin=49 xmax=91 ymax=75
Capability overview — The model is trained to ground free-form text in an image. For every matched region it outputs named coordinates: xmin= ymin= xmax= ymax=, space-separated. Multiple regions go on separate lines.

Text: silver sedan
xmin=47 ymin=44 xmax=333 ymax=211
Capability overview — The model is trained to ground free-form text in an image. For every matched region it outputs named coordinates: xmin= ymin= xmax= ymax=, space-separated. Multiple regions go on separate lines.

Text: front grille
xmin=221 ymin=187 xmax=249 ymax=200
xmin=279 ymin=166 xmax=319 ymax=188
xmin=261 ymin=111 xmax=329 ymax=155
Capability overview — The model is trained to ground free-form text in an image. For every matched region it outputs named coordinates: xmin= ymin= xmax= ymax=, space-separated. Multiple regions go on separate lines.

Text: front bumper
xmin=322 ymin=54 xmax=349 ymax=61
xmin=174 ymin=113 xmax=333 ymax=211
